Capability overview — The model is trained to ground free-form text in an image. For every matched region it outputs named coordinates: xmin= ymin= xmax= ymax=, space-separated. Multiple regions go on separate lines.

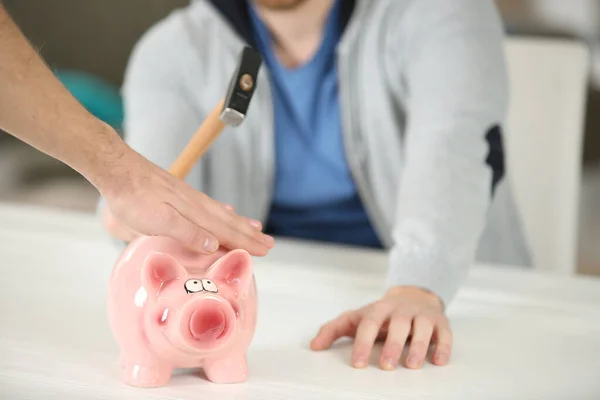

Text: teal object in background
xmin=54 ymin=69 xmax=124 ymax=132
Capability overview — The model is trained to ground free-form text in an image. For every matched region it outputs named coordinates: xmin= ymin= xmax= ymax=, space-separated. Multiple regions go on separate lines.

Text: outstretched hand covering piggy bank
xmin=106 ymin=236 xmax=257 ymax=387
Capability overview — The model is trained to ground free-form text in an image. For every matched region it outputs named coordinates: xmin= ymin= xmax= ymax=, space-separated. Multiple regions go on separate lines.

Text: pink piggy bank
xmin=106 ymin=236 xmax=257 ymax=387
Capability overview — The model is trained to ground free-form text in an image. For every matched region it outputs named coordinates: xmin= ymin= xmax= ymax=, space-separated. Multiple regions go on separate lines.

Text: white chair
xmin=504 ymin=37 xmax=591 ymax=274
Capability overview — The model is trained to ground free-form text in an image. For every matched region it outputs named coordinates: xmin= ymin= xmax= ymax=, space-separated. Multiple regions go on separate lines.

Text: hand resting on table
xmin=311 ymin=286 xmax=451 ymax=370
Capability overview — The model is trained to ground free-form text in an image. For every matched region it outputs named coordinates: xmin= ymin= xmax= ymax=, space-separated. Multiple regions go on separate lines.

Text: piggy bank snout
xmin=189 ymin=307 xmax=225 ymax=340
xmin=182 ymin=296 xmax=236 ymax=350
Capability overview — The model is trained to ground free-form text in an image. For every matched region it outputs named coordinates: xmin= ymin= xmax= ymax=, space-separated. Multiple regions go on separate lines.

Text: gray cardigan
xmin=100 ymin=0 xmax=531 ymax=306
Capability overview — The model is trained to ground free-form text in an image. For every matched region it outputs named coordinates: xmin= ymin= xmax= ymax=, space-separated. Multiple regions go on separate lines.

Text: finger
xmin=432 ymin=320 xmax=453 ymax=366
xmin=227 ymin=211 xmax=263 ymax=231
xmin=180 ymin=207 xmax=271 ymax=256
xmin=214 ymin=202 xmax=267 ymax=237
xmin=171 ymin=180 xmax=269 ymax=243
xmin=406 ymin=315 xmax=434 ymax=369
xmin=310 ymin=312 xmax=359 ymax=351
xmin=209 ymin=213 xmax=272 ymax=256
xmin=379 ymin=313 xmax=412 ymax=370
xmin=156 ymin=168 xmax=272 ymax=254
xmin=159 ymin=206 xmax=220 ymax=254
xmin=221 ymin=204 xmax=264 ymax=230
xmin=187 ymin=197 xmax=274 ymax=256
xmin=351 ymin=304 xmax=392 ymax=368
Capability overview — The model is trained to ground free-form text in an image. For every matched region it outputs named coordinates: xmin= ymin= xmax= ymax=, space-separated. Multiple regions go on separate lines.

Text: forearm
xmin=385 ymin=0 xmax=509 ymax=306
xmin=0 ymin=5 xmax=129 ymax=192
xmin=386 ymin=129 xmax=494 ymax=306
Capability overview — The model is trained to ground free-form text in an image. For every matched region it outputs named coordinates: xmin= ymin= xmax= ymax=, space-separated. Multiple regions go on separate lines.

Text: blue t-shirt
xmin=248 ymin=1 xmax=382 ymax=248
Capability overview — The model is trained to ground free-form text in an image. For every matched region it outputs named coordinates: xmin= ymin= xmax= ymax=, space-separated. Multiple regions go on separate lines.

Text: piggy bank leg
xmin=203 ymin=353 xmax=248 ymax=383
xmin=120 ymin=353 xmax=173 ymax=388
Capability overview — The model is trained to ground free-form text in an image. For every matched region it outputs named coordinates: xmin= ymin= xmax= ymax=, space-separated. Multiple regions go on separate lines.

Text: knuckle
xmin=226 ymin=208 xmax=244 ymax=219
xmin=338 ymin=310 xmax=355 ymax=321
xmin=383 ymin=336 xmax=405 ymax=352
xmin=374 ymin=299 xmax=390 ymax=309
xmin=437 ymin=315 xmax=451 ymax=328
xmin=392 ymin=314 xmax=412 ymax=327
xmin=192 ymin=190 xmax=209 ymax=203
xmin=432 ymin=314 xmax=450 ymax=328
xmin=439 ymin=327 xmax=454 ymax=343
xmin=199 ymin=192 xmax=211 ymax=203
xmin=410 ymin=340 xmax=429 ymax=352
xmin=415 ymin=314 xmax=435 ymax=326
xmin=371 ymin=301 xmax=390 ymax=315
xmin=362 ymin=314 xmax=384 ymax=327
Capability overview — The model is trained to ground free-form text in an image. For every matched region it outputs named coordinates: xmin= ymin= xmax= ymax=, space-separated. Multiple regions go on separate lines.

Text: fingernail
xmin=263 ymin=234 xmax=275 ymax=245
xmin=435 ymin=353 xmax=447 ymax=365
xmin=353 ymin=358 xmax=367 ymax=369
xmin=381 ymin=358 xmax=396 ymax=370
xmin=249 ymin=219 xmax=262 ymax=229
xmin=203 ymin=236 xmax=218 ymax=252
xmin=407 ymin=356 xmax=419 ymax=368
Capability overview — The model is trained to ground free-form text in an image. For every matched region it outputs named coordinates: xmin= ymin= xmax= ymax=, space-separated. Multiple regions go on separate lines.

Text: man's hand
xmin=0 ymin=5 xmax=272 ymax=255
xmin=99 ymin=147 xmax=274 ymax=256
xmin=310 ymin=286 xmax=452 ymax=370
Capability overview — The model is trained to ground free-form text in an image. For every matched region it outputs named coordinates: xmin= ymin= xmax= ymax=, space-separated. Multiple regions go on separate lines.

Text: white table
xmin=1 ymin=203 xmax=600 ymax=399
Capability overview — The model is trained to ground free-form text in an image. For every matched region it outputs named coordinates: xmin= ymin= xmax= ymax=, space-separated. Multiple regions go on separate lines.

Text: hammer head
xmin=220 ymin=46 xmax=263 ymax=127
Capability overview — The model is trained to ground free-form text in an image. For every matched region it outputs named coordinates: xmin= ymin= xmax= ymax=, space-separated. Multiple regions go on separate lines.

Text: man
xmin=0 ymin=3 xmax=274 ymax=256
xmin=101 ymin=0 xmax=531 ymax=370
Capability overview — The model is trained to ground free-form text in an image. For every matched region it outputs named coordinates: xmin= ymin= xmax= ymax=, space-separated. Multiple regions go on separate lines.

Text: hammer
xmin=168 ymin=46 xmax=262 ymax=178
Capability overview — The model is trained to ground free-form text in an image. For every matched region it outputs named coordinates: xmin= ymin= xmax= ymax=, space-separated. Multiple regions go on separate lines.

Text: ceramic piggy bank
xmin=106 ymin=236 xmax=257 ymax=387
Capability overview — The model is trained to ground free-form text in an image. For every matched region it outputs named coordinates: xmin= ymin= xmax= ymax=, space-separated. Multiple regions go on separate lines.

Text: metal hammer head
xmin=220 ymin=46 xmax=263 ymax=127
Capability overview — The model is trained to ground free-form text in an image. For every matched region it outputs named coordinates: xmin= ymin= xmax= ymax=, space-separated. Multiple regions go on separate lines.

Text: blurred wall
xmin=496 ymin=0 xmax=600 ymax=164
xmin=2 ymin=0 xmax=188 ymax=86
xmin=497 ymin=0 xmax=600 ymax=39
xmin=0 ymin=0 xmax=189 ymax=210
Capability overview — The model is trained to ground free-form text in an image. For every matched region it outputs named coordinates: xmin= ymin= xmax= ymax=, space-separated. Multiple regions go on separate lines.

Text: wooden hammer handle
xmin=168 ymin=98 xmax=226 ymax=179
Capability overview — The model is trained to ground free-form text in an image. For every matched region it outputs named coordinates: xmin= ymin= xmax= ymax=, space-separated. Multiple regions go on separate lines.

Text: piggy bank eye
xmin=184 ymin=279 xmax=204 ymax=294
xmin=201 ymin=279 xmax=218 ymax=293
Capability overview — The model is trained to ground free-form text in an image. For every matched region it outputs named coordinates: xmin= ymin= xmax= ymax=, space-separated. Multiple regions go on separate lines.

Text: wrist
xmin=80 ymin=121 xmax=134 ymax=197
xmin=384 ymin=285 xmax=444 ymax=311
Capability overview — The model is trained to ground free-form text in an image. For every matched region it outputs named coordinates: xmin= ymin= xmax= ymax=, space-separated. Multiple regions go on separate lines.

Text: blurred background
xmin=1 ymin=0 xmax=599 ymax=276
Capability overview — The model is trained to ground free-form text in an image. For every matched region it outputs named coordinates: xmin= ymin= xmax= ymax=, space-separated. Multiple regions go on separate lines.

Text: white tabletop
xmin=1 ymin=203 xmax=600 ymax=400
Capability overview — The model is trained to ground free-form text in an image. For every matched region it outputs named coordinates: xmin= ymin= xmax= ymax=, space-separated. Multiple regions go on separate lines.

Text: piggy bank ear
xmin=141 ymin=253 xmax=188 ymax=295
xmin=208 ymin=249 xmax=253 ymax=297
